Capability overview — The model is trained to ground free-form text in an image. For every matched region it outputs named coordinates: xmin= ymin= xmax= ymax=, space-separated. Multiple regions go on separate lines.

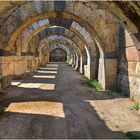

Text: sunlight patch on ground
xmin=18 ymin=83 xmax=42 ymax=88
xmin=39 ymin=67 xmax=58 ymax=70
xmin=6 ymin=101 xmax=65 ymax=118
xmin=18 ymin=83 xmax=55 ymax=90
xmin=46 ymin=64 xmax=58 ymax=67
xmin=33 ymin=75 xmax=56 ymax=79
xmin=12 ymin=80 xmax=23 ymax=86
xmin=40 ymin=84 xmax=55 ymax=90
xmin=85 ymin=99 xmax=135 ymax=132
xmin=37 ymin=70 xmax=58 ymax=74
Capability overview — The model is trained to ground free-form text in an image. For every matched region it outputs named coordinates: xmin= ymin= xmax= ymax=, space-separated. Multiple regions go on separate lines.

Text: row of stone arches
xmin=0 ymin=1 xmax=139 ymax=102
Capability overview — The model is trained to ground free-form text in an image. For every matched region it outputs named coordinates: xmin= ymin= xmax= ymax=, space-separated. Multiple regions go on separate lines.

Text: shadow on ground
xmin=0 ymin=63 xmax=139 ymax=139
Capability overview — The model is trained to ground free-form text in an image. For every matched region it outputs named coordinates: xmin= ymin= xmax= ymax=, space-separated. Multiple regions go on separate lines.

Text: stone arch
xmin=49 ymin=47 xmax=67 ymax=62
xmin=48 ymin=39 xmax=79 ymax=68
xmin=15 ymin=19 xmax=100 ymax=79
xmin=0 ymin=1 xmax=121 ymax=89
xmin=26 ymin=27 xmax=89 ymax=74
xmin=37 ymin=35 xmax=82 ymax=73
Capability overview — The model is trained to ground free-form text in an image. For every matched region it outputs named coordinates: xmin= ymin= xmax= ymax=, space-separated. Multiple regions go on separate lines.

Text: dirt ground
xmin=0 ymin=62 xmax=140 ymax=139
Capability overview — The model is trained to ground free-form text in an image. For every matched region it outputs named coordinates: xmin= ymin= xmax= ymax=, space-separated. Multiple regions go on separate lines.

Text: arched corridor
xmin=0 ymin=62 xmax=139 ymax=139
xmin=49 ymin=48 xmax=67 ymax=62
xmin=0 ymin=1 xmax=140 ymax=139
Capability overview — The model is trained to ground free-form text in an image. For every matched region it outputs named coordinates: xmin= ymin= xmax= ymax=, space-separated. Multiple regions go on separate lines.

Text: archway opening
xmin=49 ymin=48 xmax=67 ymax=62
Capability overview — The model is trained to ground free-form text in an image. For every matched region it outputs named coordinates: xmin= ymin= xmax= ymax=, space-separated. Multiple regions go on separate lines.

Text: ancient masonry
xmin=0 ymin=1 xmax=140 ymax=102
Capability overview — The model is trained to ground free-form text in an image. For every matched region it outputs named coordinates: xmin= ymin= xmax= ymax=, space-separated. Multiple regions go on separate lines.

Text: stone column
xmin=74 ymin=53 xmax=79 ymax=70
xmin=27 ymin=56 xmax=35 ymax=72
xmin=98 ymin=58 xmax=105 ymax=89
xmin=105 ymin=58 xmax=118 ymax=90
xmin=81 ymin=54 xmax=87 ymax=75
xmin=72 ymin=52 xmax=76 ymax=68
xmin=77 ymin=55 xmax=81 ymax=71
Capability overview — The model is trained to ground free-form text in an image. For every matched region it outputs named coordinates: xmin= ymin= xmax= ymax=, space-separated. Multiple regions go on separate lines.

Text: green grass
xmin=87 ymin=80 xmax=103 ymax=91
xmin=0 ymin=106 xmax=6 ymax=115
xmin=130 ymin=102 xmax=140 ymax=111
xmin=126 ymin=132 xmax=140 ymax=139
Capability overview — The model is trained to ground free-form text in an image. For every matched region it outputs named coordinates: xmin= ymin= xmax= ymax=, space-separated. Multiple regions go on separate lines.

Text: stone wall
xmin=0 ymin=56 xmax=27 ymax=89
xmin=118 ymin=27 xmax=140 ymax=102
xmin=0 ymin=57 xmax=13 ymax=89
xmin=12 ymin=56 xmax=27 ymax=78
xmin=27 ymin=56 xmax=37 ymax=72
xmin=27 ymin=55 xmax=48 ymax=72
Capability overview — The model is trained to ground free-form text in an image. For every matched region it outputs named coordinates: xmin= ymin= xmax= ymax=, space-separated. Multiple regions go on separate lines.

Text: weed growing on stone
xmin=87 ymin=80 xmax=103 ymax=91
xmin=131 ymin=102 xmax=140 ymax=111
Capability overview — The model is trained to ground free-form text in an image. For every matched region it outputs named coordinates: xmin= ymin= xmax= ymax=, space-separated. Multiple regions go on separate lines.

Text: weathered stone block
xmin=0 ymin=56 xmax=14 ymax=76
xmin=126 ymin=47 xmax=140 ymax=61
xmin=98 ymin=58 xmax=105 ymax=89
xmin=125 ymin=29 xmax=135 ymax=47
xmin=106 ymin=58 xmax=118 ymax=77
xmin=84 ymin=65 xmax=90 ymax=79
xmin=127 ymin=62 xmax=140 ymax=76
xmin=0 ymin=74 xmax=12 ymax=89
xmin=105 ymin=59 xmax=118 ymax=89
xmin=13 ymin=56 xmax=27 ymax=77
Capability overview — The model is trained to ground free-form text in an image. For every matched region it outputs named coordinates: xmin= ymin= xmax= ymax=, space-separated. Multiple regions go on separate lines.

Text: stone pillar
xmin=39 ymin=55 xmax=47 ymax=66
xmin=77 ymin=55 xmax=81 ymax=71
xmin=98 ymin=58 xmax=105 ymax=89
xmin=27 ymin=56 xmax=36 ymax=72
xmin=79 ymin=55 xmax=83 ymax=73
xmin=74 ymin=54 xmax=79 ymax=70
xmin=90 ymin=56 xmax=99 ymax=80
xmin=118 ymin=28 xmax=140 ymax=102
xmin=84 ymin=56 xmax=99 ymax=80
xmin=80 ymin=53 xmax=87 ymax=74
xmin=72 ymin=53 xmax=76 ymax=68
xmin=69 ymin=54 xmax=74 ymax=66
xmin=105 ymin=58 xmax=118 ymax=90
xmin=69 ymin=57 xmax=72 ymax=65
xmin=84 ymin=65 xmax=89 ymax=78
xmin=67 ymin=55 xmax=71 ymax=64
xmin=34 ymin=57 xmax=40 ymax=70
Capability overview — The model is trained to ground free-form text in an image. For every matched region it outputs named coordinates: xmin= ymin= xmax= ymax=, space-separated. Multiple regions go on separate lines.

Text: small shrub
xmin=87 ymin=80 xmax=103 ymax=91
xmin=126 ymin=132 xmax=140 ymax=139
xmin=131 ymin=102 xmax=140 ymax=111
xmin=0 ymin=106 xmax=6 ymax=115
